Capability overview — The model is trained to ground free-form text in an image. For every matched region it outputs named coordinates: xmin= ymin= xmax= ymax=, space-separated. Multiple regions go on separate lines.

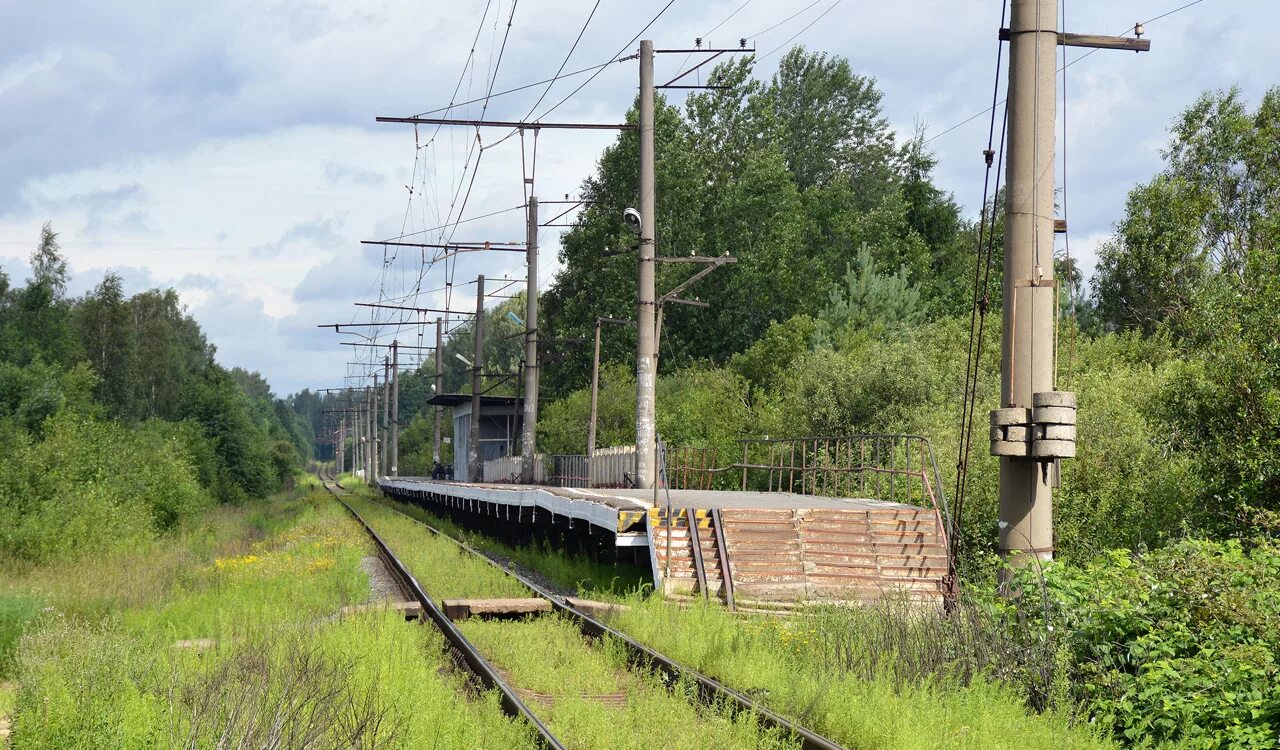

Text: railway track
xmin=315 ymin=468 xmax=847 ymax=750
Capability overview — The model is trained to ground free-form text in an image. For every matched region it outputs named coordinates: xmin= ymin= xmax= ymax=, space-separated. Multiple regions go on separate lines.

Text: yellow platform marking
xmin=617 ymin=510 xmax=646 ymax=531
xmin=646 ymin=507 xmax=711 ymax=528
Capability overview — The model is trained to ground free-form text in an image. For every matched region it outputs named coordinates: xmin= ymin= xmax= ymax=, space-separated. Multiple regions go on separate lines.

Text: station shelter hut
xmin=426 ymin=393 xmax=523 ymax=481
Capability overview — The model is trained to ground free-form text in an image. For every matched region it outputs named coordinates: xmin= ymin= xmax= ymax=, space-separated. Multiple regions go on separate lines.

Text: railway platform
xmin=379 ymin=435 xmax=953 ymax=607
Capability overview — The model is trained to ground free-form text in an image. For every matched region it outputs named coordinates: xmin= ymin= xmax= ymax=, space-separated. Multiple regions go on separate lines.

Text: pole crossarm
xmin=659 ymin=256 xmax=736 ymax=305
xmin=360 ymin=240 xmax=524 ymax=249
xmin=340 ymin=341 xmax=436 ymax=351
xmin=998 ymin=27 xmax=1151 ymax=51
xmin=317 ymin=321 xmax=424 ymax=329
xmin=653 ymin=47 xmax=755 ymax=53
xmin=355 ymin=302 xmax=475 ymax=316
xmin=662 ymin=297 xmax=710 ymax=308
xmin=377 ymin=116 xmax=635 ymax=130
xmin=344 ymin=361 xmax=425 ymax=370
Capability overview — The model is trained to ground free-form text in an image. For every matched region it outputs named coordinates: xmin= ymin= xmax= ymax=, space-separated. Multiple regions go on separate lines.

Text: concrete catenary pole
xmin=337 ymin=416 xmax=344 ymax=474
xmin=587 ymin=317 xmax=602 ymax=459
xmin=433 ymin=318 xmax=443 ymax=466
xmin=368 ymin=378 xmax=377 ymax=483
xmin=469 ymin=275 xmax=485 ymax=482
xmin=999 ymin=0 xmax=1058 ymax=568
xmin=381 ymin=358 xmax=390 ymax=476
xmin=390 ymin=340 xmax=399 ymax=476
xmin=352 ymin=402 xmax=360 ymax=478
xmin=520 ymin=196 xmax=540 ymax=483
xmin=634 ymin=39 xmax=657 ymax=489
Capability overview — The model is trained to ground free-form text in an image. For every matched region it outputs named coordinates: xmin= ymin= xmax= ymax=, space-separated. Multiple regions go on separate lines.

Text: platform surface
xmin=385 ymin=478 xmax=919 ymax=511
xmin=379 ymin=477 xmax=950 ymax=606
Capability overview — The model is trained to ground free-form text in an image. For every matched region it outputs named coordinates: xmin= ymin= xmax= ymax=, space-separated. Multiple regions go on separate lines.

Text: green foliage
xmin=728 ymin=314 xmax=817 ymax=393
xmin=397 ymin=410 xmax=452 ymax=476
xmin=0 ymin=225 xmax=79 ymax=368
xmin=1094 ymin=86 xmax=1280 ymax=334
xmin=1155 ymin=247 xmax=1280 ymax=521
xmin=0 ymin=221 xmax=301 ymax=557
xmin=435 ymin=293 xmax=527 ymax=395
xmin=0 ymin=413 xmax=210 ymax=563
xmin=126 ymin=288 xmax=213 ymax=421
xmin=0 ymin=360 xmax=98 ymax=433
xmin=540 ymin=48 xmax=962 ymax=397
xmin=1092 ymin=174 xmax=1209 ymax=334
xmin=767 ymin=47 xmax=898 ymax=195
xmin=1092 ymin=87 xmax=1280 ymax=528
xmin=1004 ymin=535 xmax=1280 ymax=748
xmin=611 ymin=596 xmax=1113 ymax=750
xmin=538 ymin=363 xmax=636 ymax=455
xmin=6 ymin=488 xmax=534 ymax=749
xmin=180 ymin=365 xmax=280 ymax=504
xmin=0 ymin=594 xmax=42 ymax=679
xmin=814 ymin=241 xmax=924 ymax=346
xmin=656 ymin=365 xmax=772 ymax=458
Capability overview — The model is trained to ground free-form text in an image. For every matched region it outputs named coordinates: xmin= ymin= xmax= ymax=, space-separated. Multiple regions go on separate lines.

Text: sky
xmin=0 ymin=0 xmax=1272 ymax=396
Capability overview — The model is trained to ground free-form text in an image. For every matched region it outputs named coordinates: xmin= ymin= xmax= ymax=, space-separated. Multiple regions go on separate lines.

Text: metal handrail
xmin=667 ymin=434 xmax=952 ymax=539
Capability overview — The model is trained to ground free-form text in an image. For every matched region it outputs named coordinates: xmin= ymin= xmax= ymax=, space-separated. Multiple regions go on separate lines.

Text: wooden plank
xmin=565 ymin=597 xmax=630 ymax=619
xmin=442 ymin=597 xmax=552 ymax=621
xmin=339 ymin=600 xmax=423 ymax=619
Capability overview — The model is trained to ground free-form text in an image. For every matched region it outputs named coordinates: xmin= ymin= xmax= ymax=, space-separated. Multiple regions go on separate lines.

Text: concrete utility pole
xmin=634 ymin=38 xmax=658 ymax=490
xmin=588 ymin=318 xmax=602 ymax=459
xmin=390 ymin=340 xmax=399 ymax=476
xmin=337 ymin=417 xmax=345 ymax=474
xmin=587 ymin=316 xmax=636 ymax=461
xmin=997 ymin=0 xmax=1062 ymax=570
xmin=351 ymin=403 xmax=360 ymax=477
xmin=434 ymin=318 xmax=443 ymax=466
xmin=469 ymin=275 xmax=485 ymax=482
xmin=520 ymin=196 xmax=540 ymax=483
xmin=381 ymin=359 xmax=390 ymax=477
xmin=993 ymin=1 xmax=1147 ymax=573
xmin=368 ymin=379 xmax=377 ymax=483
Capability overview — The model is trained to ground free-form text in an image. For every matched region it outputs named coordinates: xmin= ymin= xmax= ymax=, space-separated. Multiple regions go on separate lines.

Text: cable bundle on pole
xmin=951 ymin=0 xmax=1011 ymax=584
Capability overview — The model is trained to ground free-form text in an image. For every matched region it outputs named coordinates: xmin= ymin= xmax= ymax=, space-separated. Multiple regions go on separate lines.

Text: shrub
xmin=0 ymin=413 xmax=210 ymax=562
xmin=1003 ymin=535 xmax=1280 ymax=748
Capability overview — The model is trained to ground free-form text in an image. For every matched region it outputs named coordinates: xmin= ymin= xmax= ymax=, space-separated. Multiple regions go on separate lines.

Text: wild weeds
xmin=8 ymin=485 xmax=537 ymax=749
xmin=808 ymin=597 xmax=1066 ymax=710
xmin=170 ymin=628 xmax=404 ymax=750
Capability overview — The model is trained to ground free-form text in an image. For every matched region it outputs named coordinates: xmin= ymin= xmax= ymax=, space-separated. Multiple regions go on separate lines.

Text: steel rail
xmin=314 ymin=471 xmax=566 ymax=750
xmin=367 ymin=484 xmax=848 ymax=750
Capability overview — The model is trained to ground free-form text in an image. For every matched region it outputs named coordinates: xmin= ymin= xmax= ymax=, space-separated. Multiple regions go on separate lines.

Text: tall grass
xmin=342 ymin=494 xmax=529 ymax=601
xmin=347 ymin=492 xmax=800 ymax=749
xmin=0 ymin=594 xmax=42 ymax=679
xmin=357 ymin=488 xmax=1113 ymax=749
xmin=5 ymin=481 xmax=536 ymax=749
xmin=12 ymin=613 xmax=534 ymax=750
xmin=609 ymin=597 xmax=1111 ymax=750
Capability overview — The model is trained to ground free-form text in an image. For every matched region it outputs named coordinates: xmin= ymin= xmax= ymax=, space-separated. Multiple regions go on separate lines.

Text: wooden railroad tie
xmin=339 ymin=600 xmax=424 ymax=620
xmin=443 ymin=597 xmax=552 ymax=621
